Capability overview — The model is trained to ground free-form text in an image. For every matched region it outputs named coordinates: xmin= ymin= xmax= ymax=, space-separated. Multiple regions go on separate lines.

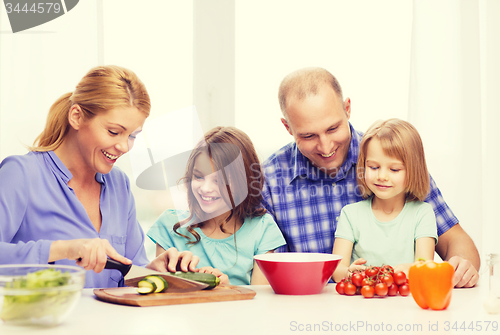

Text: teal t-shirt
xmin=334 ymin=199 xmax=438 ymax=266
xmin=147 ymin=210 xmax=286 ymax=285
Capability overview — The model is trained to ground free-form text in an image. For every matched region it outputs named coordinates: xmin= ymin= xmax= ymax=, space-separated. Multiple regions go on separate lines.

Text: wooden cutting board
xmin=93 ymin=285 xmax=256 ymax=307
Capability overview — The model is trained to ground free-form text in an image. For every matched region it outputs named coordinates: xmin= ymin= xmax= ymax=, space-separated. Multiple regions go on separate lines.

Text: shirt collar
xmin=46 ymin=151 xmax=105 ymax=185
xmin=46 ymin=151 xmax=72 ymax=183
xmin=290 ymin=122 xmax=362 ymax=182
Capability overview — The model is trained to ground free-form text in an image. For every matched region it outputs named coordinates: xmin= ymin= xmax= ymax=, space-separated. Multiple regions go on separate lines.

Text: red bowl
xmin=254 ymin=253 xmax=342 ymax=295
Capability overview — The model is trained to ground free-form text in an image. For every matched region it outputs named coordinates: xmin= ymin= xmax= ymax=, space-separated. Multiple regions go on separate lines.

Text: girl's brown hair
xmin=174 ymin=126 xmax=266 ymax=244
xmin=357 ymin=118 xmax=430 ymax=201
xmin=31 ymin=65 xmax=150 ymax=151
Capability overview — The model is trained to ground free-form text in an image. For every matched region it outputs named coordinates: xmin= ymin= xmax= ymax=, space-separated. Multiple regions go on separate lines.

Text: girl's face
xmin=76 ymin=106 xmax=145 ymax=175
xmin=364 ymin=138 xmax=407 ymax=202
xmin=191 ymin=151 xmax=231 ymax=217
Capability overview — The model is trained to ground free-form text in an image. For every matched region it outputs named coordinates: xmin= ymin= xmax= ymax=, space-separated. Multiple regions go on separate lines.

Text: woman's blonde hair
xmin=174 ymin=126 xmax=266 ymax=244
xmin=31 ymin=65 xmax=150 ymax=151
xmin=356 ymin=118 xmax=430 ymax=201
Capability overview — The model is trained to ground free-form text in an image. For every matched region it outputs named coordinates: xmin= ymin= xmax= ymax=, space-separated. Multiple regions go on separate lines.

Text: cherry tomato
xmin=393 ymin=271 xmax=407 ymax=286
xmin=361 ymin=285 xmax=375 ymax=298
xmin=351 ymin=273 xmax=364 ymax=287
xmin=387 ymin=283 xmax=398 ymax=296
xmin=344 ymin=283 xmax=356 ymax=296
xmin=361 ymin=278 xmax=373 ymax=287
xmin=365 ymin=266 xmax=380 ymax=278
xmin=375 ymin=283 xmax=388 ymax=297
xmin=335 ymin=281 xmax=345 ymax=295
xmin=381 ymin=274 xmax=394 ymax=287
xmin=398 ymin=283 xmax=410 ymax=296
xmin=381 ymin=264 xmax=394 ymax=274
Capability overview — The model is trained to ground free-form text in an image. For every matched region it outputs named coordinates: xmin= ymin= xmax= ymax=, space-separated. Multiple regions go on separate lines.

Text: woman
xmin=0 ymin=65 xmax=197 ymax=288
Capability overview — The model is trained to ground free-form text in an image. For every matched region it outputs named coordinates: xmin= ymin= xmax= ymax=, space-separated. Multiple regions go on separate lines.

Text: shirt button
xmin=336 ymin=216 xmax=339 ymax=221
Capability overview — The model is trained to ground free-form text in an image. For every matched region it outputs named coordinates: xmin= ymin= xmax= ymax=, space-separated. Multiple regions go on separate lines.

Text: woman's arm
xmin=49 ymin=238 xmax=131 ymax=272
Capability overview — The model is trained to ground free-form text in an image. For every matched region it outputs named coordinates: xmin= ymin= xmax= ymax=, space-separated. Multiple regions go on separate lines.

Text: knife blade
xmin=104 ymin=259 xmax=209 ymax=293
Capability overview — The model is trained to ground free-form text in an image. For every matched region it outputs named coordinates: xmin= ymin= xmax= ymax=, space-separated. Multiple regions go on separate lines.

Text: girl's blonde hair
xmin=31 ymin=65 xmax=150 ymax=151
xmin=357 ymin=118 xmax=430 ymax=201
xmin=174 ymin=126 xmax=266 ymax=244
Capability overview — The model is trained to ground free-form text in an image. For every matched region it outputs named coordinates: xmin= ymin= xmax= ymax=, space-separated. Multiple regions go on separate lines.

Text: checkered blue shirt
xmin=261 ymin=123 xmax=459 ymax=254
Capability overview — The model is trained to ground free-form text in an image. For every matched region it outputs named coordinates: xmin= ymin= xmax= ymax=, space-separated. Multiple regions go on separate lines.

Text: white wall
xmin=234 ymin=0 xmax=412 ymax=161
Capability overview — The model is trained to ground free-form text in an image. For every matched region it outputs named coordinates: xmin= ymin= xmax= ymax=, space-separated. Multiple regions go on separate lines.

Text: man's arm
xmin=435 ymin=223 xmax=480 ymax=288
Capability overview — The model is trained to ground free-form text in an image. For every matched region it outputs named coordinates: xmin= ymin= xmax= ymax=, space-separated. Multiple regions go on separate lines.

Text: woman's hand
xmin=147 ymin=247 xmax=199 ymax=273
xmin=196 ymin=266 xmax=230 ymax=285
xmin=50 ymin=238 xmax=131 ymax=273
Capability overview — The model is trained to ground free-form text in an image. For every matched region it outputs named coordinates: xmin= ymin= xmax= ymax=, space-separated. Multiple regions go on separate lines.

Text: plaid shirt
xmin=261 ymin=123 xmax=459 ymax=254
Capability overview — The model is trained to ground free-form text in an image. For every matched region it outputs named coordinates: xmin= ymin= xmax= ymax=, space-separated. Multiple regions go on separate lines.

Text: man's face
xmin=281 ymin=86 xmax=351 ymax=176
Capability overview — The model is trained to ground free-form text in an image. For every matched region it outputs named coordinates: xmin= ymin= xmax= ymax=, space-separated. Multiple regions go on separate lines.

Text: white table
xmin=1 ymin=281 xmax=499 ymax=335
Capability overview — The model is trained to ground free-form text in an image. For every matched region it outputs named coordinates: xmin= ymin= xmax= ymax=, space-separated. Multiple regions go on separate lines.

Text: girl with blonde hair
xmin=332 ymin=119 xmax=437 ymax=282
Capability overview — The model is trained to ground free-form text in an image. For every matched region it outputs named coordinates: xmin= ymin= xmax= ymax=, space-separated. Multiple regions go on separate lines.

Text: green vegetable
xmin=0 ymin=268 xmax=80 ymax=324
xmin=145 ymin=276 xmax=168 ymax=293
xmin=137 ymin=279 xmax=157 ymax=295
xmin=136 ymin=276 xmax=169 ymax=295
xmin=170 ymin=272 xmax=220 ymax=289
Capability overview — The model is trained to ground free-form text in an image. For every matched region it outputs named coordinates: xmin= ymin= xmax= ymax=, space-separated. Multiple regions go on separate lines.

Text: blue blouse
xmin=0 ymin=151 xmax=149 ymax=288
xmin=147 ymin=209 xmax=286 ymax=285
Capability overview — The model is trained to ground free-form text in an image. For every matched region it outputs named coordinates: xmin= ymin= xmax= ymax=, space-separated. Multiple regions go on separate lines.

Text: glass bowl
xmin=0 ymin=264 xmax=85 ymax=326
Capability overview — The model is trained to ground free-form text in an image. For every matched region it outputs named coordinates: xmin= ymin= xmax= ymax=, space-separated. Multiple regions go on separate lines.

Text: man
xmin=261 ymin=67 xmax=479 ymax=287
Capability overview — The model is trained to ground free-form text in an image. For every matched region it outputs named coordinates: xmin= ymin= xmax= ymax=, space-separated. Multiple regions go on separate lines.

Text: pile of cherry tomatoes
xmin=335 ymin=265 xmax=410 ymax=298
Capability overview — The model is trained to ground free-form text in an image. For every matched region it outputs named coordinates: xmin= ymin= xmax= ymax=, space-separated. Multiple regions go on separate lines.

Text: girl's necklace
xmin=372 ymin=203 xmax=396 ymax=215
xmin=382 ymin=207 xmax=394 ymax=215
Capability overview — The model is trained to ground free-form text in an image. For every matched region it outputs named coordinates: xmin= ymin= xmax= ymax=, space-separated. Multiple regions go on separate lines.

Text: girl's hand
xmin=393 ymin=263 xmax=411 ymax=277
xmin=147 ymin=247 xmax=199 ymax=273
xmin=196 ymin=266 xmax=230 ymax=285
xmin=348 ymin=258 xmax=368 ymax=274
xmin=50 ymin=238 xmax=131 ymax=273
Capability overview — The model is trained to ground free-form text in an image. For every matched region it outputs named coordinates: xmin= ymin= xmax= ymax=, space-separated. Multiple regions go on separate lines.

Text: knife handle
xmin=104 ymin=259 xmax=132 ymax=277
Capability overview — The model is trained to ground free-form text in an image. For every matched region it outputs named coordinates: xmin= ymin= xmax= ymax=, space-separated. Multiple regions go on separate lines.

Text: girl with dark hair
xmin=148 ymin=126 xmax=286 ymax=285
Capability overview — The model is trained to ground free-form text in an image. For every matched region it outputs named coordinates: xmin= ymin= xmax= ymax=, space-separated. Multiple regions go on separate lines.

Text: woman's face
xmin=190 ymin=151 xmax=231 ymax=218
xmin=76 ymin=106 xmax=146 ymax=175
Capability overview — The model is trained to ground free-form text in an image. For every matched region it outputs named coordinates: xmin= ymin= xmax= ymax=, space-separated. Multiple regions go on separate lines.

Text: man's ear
xmin=68 ymin=105 xmax=83 ymax=130
xmin=344 ymin=97 xmax=351 ymax=120
xmin=281 ymin=117 xmax=293 ymax=136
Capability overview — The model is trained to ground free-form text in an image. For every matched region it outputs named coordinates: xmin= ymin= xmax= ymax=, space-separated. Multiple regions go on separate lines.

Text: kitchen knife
xmin=105 ymin=259 xmax=209 ymax=293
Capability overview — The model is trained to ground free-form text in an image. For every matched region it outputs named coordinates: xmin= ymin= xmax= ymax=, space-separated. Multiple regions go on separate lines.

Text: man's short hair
xmin=278 ymin=67 xmax=344 ymax=118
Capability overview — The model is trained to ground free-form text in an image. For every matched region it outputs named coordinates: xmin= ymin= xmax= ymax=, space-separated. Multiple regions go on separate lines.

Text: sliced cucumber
xmin=137 ymin=286 xmax=154 ymax=295
xmin=145 ymin=275 xmax=168 ymax=293
xmin=137 ymin=278 xmax=157 ymax=295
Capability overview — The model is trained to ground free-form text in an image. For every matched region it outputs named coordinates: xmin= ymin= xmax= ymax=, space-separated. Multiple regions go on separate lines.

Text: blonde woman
xmin=0 ymin=66 xmax=197 ymax=288
xmin=332 ymin=119 xmax=437 ymax=282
